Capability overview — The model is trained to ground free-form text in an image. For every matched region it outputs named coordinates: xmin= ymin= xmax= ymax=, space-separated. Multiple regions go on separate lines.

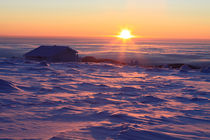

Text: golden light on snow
xmin=117 ymin=29 xmax=134 ymax=39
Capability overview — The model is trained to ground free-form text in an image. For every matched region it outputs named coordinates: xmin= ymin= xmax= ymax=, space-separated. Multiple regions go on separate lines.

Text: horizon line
xmin=0 ymin=35 xmax=210 ymax=40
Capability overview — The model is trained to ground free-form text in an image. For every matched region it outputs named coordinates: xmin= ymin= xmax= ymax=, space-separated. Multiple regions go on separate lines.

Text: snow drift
xmin=0 ymin=58 xmax=209 ymax=140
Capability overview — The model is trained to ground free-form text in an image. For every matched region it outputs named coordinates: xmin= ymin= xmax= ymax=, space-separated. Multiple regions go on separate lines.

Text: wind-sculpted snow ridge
xmin=0 ymin=58 xmax=209 ymax=140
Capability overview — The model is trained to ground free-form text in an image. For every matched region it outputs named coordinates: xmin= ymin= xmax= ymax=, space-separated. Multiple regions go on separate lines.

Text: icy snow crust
xmin=0 ymin=58 xmax=209 ymax=140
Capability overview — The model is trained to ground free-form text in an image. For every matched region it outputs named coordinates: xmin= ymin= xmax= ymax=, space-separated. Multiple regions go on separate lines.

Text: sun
xmin=117 ymin=29 xmax=134 ymax=39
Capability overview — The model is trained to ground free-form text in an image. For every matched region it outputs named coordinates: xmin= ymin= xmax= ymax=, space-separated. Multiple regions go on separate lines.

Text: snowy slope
xmin=0 ymin=58 xmax=209 ymax=140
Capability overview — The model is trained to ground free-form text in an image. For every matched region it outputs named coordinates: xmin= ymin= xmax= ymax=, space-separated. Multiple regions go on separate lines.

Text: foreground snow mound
xmin=0 ymin=59 xmax=209 ymax=140
xmin=0 ymin=79 xmax=18 ymax=93
xmin=50 ymin=124 xmax=184 ymax=140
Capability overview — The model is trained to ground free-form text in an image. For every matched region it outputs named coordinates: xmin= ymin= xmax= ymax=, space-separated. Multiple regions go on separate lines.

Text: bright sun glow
xmin=117 ymin=29 xmax=134 ymax=39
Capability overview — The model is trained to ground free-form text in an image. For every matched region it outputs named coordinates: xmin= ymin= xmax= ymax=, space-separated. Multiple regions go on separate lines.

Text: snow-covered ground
xmin=0 ymin=58 xmax=209 ymax=140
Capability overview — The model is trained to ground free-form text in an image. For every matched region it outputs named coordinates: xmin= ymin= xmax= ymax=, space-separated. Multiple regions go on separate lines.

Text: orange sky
xmin=0 ymin=0 xmax=210 ymax=39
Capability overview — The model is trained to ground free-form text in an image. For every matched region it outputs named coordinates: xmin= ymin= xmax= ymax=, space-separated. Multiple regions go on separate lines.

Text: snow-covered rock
xmin=39 ymin=61 xmax=50 ymax=66
xmin=180 ymin=64 xmax=191 ymax=72
xmin=200 ymin=66 xmax=210 ymax=73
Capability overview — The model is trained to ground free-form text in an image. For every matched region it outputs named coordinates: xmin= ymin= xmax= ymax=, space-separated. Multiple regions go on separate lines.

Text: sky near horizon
xmin=0 ymin=0 xmax=210 ymax=39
